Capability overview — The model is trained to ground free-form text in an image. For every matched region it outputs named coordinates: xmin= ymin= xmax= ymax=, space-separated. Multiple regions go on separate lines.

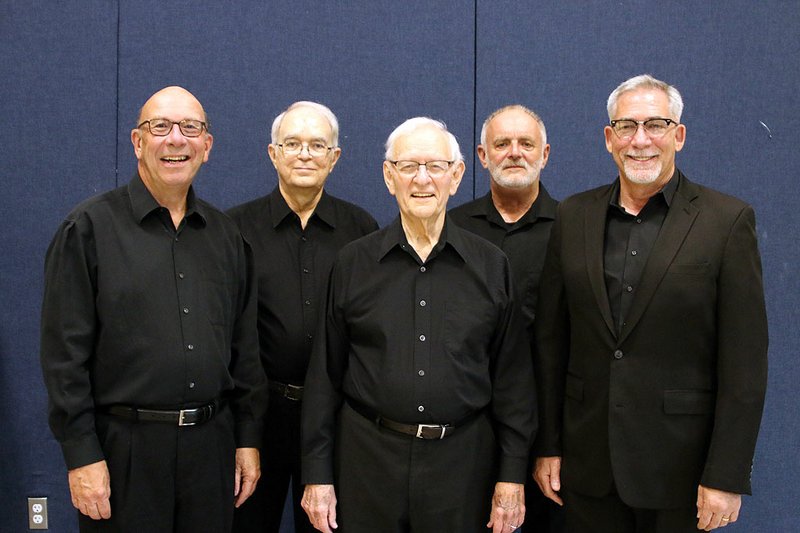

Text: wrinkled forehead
xmin=614 ymin=88 xmax=671 ymax=118
xmin=393 ymin=126 xmax=451 ymax=160
xmin=487 ymin=110 xmax=542 ymax=140
xmin=278 ymin=107 xmax=334 ymax=141
xmin=140 ymin=87 xmax=205 ymax=122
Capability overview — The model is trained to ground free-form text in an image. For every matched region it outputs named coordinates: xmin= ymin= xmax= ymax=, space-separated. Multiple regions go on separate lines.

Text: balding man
xmin=301 ymin=117 xmax=536 ymax=533
xmin=228 ymin=101 xmax=377 ymax=533
xmin=40 ymin=86 xmax=267 ymax=532
xmin=450 ymin=105 xmax=562 ymax=533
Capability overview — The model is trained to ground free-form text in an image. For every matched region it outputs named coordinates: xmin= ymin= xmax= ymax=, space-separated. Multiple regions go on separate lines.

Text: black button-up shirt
xmin=449 ymin=183 xmax=557 ymax=329
xmin=604 ymin=173 xmax=678 ymax=333
xmin=40 ymin=175 xmax=267 ymax=469
xmin=302 ymin=217 xmax=536 ymax=484
xmin=227 ymin=187 xmax=378 ymax=384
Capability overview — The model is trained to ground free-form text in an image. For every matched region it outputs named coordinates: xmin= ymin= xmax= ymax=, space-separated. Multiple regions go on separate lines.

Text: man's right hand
xmin=68 ymin=460 xmax=111 ymax=520
xmin=533 ymin=456 xmax=564 ymax=506
xmin=301 ymin=483 xmax=338 ymax=532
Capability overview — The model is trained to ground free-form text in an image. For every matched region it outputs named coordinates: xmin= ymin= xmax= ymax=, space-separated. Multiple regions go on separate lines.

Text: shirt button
xmin=636 ymin=218 xmax=642 ymax=224
xmin=303 ymin=268 xmax=310 ymax=274
xmin=418 ymin=370 xmax=425 ymax=376
xmin=183 ymin=307 xmax=189 ymax=314
xmin=307 ymin=334 xmax=313 ymax=340
xmin=418 ymin=405 xmax=424 ymax=412
xmin=626 ymin=286 xmax=633 ymax=292
xmin=614 ymin=350 xmax=624 ymax=359
xmin=178 ymin=272 xmax=185 ymax=279
xmin=420 ymin=266 xmax=426 ymax=272
xmin=304 ymin=300 xmax=311 ymax=306
xmin=631 ymin=250 xmax=637 ymax=256
xmin=419 ymin=300 xmax=426 ymax=307
xmin=301 ymin=236 xmax=307 ymax=242
xmin=187 ymin=344 xmax=194 ymax=351
xmin=189 ymin=382 xmax=195 ymax=388
xmin=419 ymin=334 xmax=426 ymax=342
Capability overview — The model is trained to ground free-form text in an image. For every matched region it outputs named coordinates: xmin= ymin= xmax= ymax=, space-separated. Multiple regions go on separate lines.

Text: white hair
xmin=384 ymin=117 xmax=463 ymax=162
xmin=480 ymin=104 xmax=547 ymax=147
xmin=270 ymin=101 xmax=340 ymax=146
xmin=607 ymin=74 xmax=684 ymax=121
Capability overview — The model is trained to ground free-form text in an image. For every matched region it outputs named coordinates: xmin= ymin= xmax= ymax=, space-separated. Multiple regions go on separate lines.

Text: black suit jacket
xmin=534 ymin=171 xmax=768 ymax=508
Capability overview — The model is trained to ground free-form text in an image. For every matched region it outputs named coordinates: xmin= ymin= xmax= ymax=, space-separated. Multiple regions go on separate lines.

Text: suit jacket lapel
xmin=585 ymin=186 xmax=617 ymax=337
xmin=618 ymin=174 xmax=700 ymax=344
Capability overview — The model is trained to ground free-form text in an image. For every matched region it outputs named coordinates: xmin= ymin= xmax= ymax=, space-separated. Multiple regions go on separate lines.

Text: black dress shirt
xmin=40 ymin=175 xmax=267 ymax=469
xmin=302 ymin=217 xmax=536 ymax=484
xmin=604 ymin=173 xmax=678 ymax=333
xmin=449 ymin=183 xmax=557 ymax=330
xmin=227 ymin=187 xmax=378 ymax=384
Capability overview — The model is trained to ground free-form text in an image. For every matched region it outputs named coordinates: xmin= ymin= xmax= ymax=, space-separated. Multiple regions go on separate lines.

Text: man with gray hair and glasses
xmin=301 ymin=117 xmax=536 ymax=533
xmin=228 ymin=101 xmax=377 ymax=533
xmin=533 ymin=74 xmax=768 ymax=532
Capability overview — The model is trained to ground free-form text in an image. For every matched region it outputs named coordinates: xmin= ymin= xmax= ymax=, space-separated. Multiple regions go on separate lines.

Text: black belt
xmin=269 ymin=380 xmax=304 ymax=401
xmin=101 ymin=400 xmax=219 ymax=426
xmin=346 ymin=397 xmax=479 ymax=440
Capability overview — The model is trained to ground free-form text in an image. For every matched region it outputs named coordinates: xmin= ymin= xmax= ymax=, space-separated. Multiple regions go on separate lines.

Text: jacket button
xmin=613 ymin=350 xmax=624 ymax=359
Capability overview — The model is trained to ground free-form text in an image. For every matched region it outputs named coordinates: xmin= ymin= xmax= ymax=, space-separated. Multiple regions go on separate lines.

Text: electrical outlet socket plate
xmin=28 ymin=497 xmax=48 ymax=529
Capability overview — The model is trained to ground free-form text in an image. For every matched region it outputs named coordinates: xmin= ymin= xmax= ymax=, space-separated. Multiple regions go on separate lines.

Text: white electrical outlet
xmin=28 ymin=497 xmax=48 ymax=530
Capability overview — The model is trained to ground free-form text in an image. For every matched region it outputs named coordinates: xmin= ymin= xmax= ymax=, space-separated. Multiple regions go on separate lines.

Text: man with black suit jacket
xmin=533 ymin=74 xmax=768 ymax=532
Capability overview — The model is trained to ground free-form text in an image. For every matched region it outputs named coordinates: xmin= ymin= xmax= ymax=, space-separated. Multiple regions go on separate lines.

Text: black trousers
xmin=79 ymin=405 xmax=236 ymax=533
xmin=563 ymin=485 xmax=698 ymax=533
xmin=334 ymin=402 xmax=496 ymax=533
xmin=233 ymin=392 xmax=314 ymax=533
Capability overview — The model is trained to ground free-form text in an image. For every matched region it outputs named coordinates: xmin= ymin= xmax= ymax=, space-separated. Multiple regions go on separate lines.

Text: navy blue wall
xmin=1 ymin=1 xmax=797 ymax=531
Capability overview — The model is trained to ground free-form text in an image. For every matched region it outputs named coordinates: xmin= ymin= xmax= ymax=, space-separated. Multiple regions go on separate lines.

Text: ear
xmin=540 ymin=143 xmax=551 ymax=169
xmin=202 ymin=132 xmax=213 ymax=163
xmin=328 ymin=146 xmax=342 ymax=170
xmin=604 ymin=126 xmax=615 ymax=153
xmin=449 ymin=160 xmax=465 ymax=196
xmin=476 ymin=144 xmax=489 ymax=169
xmin=674 ymin=124 xmax=686 ymax=152
xmin=131 ymin=128 xmax=143 ymax=159
xmin=383 ymin=161 xmax=396 ymax=196
xmin=267 ymin=144 xmax=279 ymax=168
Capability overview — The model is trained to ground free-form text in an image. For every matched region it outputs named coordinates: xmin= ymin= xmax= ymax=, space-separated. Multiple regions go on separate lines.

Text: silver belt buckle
xmin=178 ymin=408 xmax=197 ymax=426
xmin=415 ymin=424 xmax=447 ymax=439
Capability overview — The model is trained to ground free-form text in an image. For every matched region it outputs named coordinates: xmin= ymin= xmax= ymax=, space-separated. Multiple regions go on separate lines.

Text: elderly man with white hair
xmin=300 ymin=117 xmax=537 ymax=533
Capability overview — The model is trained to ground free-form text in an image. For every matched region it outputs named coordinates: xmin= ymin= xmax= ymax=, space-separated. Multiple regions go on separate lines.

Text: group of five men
xmin=40 ymin=74 xmax=767 ymax=533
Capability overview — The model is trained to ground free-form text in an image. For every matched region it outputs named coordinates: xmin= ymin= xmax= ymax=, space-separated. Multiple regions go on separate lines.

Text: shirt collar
xmin=467 ymin=183 xmax=557 ymax=228
xmin=128 ymin=174 xmax=206 ymax=226
xmin=378 ymin=215 xmax=467 ymax=263
xmin=609 ymin=168 xmax=680 ymax=211
xmin=267 ymin=186 xmax=336 ymax=229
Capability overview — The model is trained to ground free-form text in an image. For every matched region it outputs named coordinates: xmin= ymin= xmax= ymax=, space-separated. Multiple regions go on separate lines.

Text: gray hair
xmin=607 ymin=74 xmax=684 ymax=121
xmin=270 ymin=101 xmax=340 ymax=147
xmin=384 ymin=117 xmax=463 ymax=162
xmin=480 ymin=104 xmax=547 ymax=147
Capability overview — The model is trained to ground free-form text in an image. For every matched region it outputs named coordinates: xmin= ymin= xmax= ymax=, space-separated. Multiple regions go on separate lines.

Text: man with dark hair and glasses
xmin=533 ymin=74 xmax=768 ymax=532
xmin=449 ymin=104 xmax=563 ymax=533
xmin=227 ymin=101 xmax=377 ymax=533
xmin=301 ymin=117 xmax=536 ymax=533
xmin=40 ymin=86 xmax=267 ymax=531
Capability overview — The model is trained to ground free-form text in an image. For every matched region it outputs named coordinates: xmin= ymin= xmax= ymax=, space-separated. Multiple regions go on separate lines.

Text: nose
xmin=630 ymin=123 xmax=652 ymax=147
xmin=297 ymin=143 xmax=313 ymax=160
xmin=413 ymin=165 xmax=433 ymax=183
xmin=166 ymin=123 xmax=186 ymax=144
xmin=508 ymin=140 xmax=522 ymax=157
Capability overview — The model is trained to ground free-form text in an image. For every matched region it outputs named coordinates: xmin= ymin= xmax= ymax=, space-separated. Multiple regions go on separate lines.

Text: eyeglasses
xmin=277 ymin=140 xmax=334 ymax=157
xmin=388 ymin=160 xmax=454 ymax=179
xmin=609 ymin=118 xmax=678 ymax=139
xmin=138 ymin=118 xmax=207 ymax=137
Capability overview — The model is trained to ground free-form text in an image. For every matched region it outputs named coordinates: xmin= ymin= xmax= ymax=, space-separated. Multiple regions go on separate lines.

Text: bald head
xmin=137 ymin=86 xmax=208 ymax=128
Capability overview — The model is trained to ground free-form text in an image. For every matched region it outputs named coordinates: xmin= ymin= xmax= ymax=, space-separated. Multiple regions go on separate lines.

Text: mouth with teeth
xmin=161 ymin=155 xmax=189 ymax=164
xmin=411 ymin=193 xmax=435 ymax=199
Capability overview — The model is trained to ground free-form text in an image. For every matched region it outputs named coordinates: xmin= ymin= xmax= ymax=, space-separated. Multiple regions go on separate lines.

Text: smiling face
xmin=478 ymin=108 xmax=549 ymax=189
xmin=383 ymin=125 xmax=464 ymax=224
xmin=604 ymin=88 xmax=685 ymax=188
xmin=131 ymin=86 xmax=212 ymax=196
xmin=267 ymin=106 xmax=341 ymax=194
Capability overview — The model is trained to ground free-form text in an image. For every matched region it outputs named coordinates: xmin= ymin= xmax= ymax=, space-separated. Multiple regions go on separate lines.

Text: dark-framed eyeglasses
xmin=138 ymin=118 xmax=207 ymax=137
xmin=609 ymin=118 xmax=678 ymax=139
xmin=388 ymin=160 xmax=454 ymax=179
xmin=277 ymin=140 xmax=334 ymax=157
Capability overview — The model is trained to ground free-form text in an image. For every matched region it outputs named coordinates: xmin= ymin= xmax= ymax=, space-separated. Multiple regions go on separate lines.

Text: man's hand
xmin=533 ymin=456 xmax=563 ymax=506
xmin=68 ymin=460 xmax=111 ymax=520
xmin=301 ymin=484 xmax=338 ymax=532
xmin=696 ymin=485 xmax=741 ymax=530
xmin=487 ymin=482 xmax=525 ymax=532
xmin=234 ymin=447 xmax=261 ymax=508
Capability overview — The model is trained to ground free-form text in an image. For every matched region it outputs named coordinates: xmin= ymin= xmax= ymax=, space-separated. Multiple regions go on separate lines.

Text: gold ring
xmin=721 ymin=517 xmax=730 ymax=522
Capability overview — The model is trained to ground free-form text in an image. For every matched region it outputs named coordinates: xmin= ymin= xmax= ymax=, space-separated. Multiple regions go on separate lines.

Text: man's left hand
xmin=234 ymin=447 xmax=261 ymax=507
xmin=696 ymin=484 xmax=741 ymax=530
xmin=487 ymin=481 xmax=525 ymax=532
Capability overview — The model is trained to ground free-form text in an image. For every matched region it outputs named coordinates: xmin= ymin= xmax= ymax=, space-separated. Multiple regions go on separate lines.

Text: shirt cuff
xmin=61 ymin=433 xmax=104 ymax=470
